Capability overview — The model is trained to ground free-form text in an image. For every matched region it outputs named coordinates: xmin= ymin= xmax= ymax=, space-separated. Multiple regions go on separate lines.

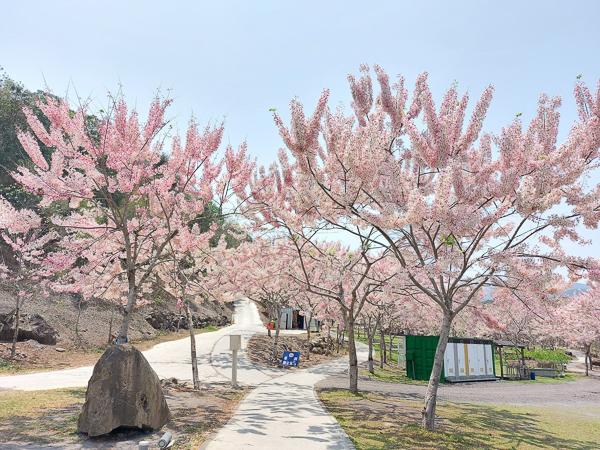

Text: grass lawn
xmin=363 ymin=364 xmax=429 ymax=385
xmin=0 ymin=388 xmax=86 ymax=444
xmin=0 ymin=383 xmax=249 ymax=447
xmin=355 ymin=332 xmax=403 ymax=365
xmin=319 ymin=389 xmax=600 ymax=450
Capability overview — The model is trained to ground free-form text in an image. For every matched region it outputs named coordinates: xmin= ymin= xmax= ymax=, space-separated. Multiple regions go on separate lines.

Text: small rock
xmin=55 ymin=347 xmax=66 ymax=352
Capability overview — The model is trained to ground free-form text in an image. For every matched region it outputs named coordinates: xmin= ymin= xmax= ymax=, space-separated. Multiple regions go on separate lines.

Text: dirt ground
xmin=0 ymin=379 xmax=249 ymax=449
xmin=247 ymin=332 xmax=348 ymax=369
xmin=0 ymin=327 xmax=221 ymax=376
xmin=0 ymin=288 xmax=232 ymax=349
xmin=316 ymin=361 xmax=600 ymax=407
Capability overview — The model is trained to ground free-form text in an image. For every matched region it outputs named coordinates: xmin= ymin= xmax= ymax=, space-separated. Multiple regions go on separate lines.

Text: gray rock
xmin=77 ymin=344 xmax=171 ymax=437
xmin=144 ymin=309 xmax=229 ymax=332
xmin=0 ymin=313 xmax=58 ymax=345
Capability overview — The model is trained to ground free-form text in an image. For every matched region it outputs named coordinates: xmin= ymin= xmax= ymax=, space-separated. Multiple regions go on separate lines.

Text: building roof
xmin=493 ymin=340 xmax=526 ymax=348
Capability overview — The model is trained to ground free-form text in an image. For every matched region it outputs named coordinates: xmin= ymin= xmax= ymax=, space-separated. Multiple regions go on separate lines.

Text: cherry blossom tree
xmin=287 ymin=238 xmax=394 ymax=393
xmin=290 ymin=289 xmax=321 ymax=360
xmin=470 ymin=288 xmax=558 ymax=347
xmin=156 ymin=228 xmax=231 ymax=389
xmin=0 ymin=198 xmax=56 ymax=358
xmin=254 ymin=64 xmax=600 ymax=429
xmin=12 ymin=92 xmax=252 ymax=342
xmin=222 ymin=238 xmax=299 ymax=360
xmin=554 ymin=287 xmax=600 ymax=375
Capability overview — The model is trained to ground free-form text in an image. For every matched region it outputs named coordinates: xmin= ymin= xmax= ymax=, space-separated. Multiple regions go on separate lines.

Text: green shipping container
xmin=404 ymin=335 xmax=496 ymax=382
xmin=405 ymin=335 xmax=444 ymax=382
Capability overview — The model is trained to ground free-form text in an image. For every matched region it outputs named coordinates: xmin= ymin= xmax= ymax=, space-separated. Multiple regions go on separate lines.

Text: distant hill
xmin=563 ymin=283 xmax=589 ymax=296
xmin=481 ymin=283 xmax=589 ymax=302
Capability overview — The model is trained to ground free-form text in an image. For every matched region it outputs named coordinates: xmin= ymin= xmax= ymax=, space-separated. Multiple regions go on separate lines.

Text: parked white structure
xmin=444 ymin=338 xmax=496 ymax=382
xmin=278 ymin=307 xmax=319 ymax=330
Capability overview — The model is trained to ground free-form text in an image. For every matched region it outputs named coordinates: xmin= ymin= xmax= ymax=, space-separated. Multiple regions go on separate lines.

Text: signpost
xmin=281 ymin=351 xmax=300 ymax=367
xmin=230 ymin=335 xmax=241 ymax=387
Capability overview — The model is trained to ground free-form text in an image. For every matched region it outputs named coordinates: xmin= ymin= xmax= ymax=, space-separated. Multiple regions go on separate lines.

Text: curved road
xmin=0 ymin=299 xmax=366 ymax=450
xmin=0 ymin=299 xmax=279 ymax=391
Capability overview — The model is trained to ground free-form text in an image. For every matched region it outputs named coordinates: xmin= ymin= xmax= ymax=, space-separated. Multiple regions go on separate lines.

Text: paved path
xmin=567 ymin=349 xmax=600 ymax=379
xmin=202 ymin=342 xmax=367 ymax=450
xmin=0 ymin=299 xmax=273 ymax=391
xmin=0 ymin=299 xmax=367 ymax=449
xmin=317 ymin=369 xmax=600 ymax=407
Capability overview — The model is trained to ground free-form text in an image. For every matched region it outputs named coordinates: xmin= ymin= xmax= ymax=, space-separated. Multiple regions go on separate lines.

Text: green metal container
xmin=405 ymin=335 xmax=444 ymax=382
xmin=404 ymin=335 xmax=496 ymax=382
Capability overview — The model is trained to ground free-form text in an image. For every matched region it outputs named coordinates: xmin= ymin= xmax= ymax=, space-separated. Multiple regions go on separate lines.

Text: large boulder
xmin=77 ymin=344 xmax=171 ymax=437
xmin=0 ymin=312 xmax=58 ymax=345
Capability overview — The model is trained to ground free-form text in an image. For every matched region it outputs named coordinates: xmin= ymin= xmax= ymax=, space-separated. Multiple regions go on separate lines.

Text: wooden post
xmin=521 ymin=347 xmax=525 ymax=366
xmin=499 ymin=345 xmax=504 ymax=380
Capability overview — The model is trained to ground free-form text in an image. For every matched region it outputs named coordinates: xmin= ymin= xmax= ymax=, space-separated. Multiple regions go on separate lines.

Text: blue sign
xmin=281 ymin=351 xmax=300 ymax=367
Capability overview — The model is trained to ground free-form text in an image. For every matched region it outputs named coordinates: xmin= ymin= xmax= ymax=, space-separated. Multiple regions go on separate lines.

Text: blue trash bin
xmin=530 ymin=372 xmax=535 ymax=380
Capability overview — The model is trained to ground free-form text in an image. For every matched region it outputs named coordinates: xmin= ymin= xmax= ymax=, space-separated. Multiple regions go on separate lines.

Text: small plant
xmin=526 ymin=347 xmax=571 ymax=365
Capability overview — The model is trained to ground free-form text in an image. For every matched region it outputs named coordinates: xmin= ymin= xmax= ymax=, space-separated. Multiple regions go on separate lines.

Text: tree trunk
xmin=185 ymin=303 xmax=200 ymax=390
xmin=267 ymin=308 xmax=272 ymax=338
xmin=305 ymin=312 xmax=312 ymax=360
xmin=118 ymin=281 xmax=137 ymax=342
xmin=107 ymin=306 xmax=115 ymax=345
xmin=326 ymin=320 xmax=333 ymax=354
xmin=75 ymin=297 xmax=83 ymax=344
xmin=272 ymin=306 xmax=282 ymax=361
xmin=388 ymin=331 xmax=394 ymax=364
xmin=421 ymin=311 xmax=453 ymax=430
xmin=379 ymin=323 xmax=386 ymax=368
xmin=346 ymin=316 xmax=359 ymax=394
xmin=585 ymin=344 xmax=591 ymax=376
xmin=367 ymin=318 xmax=375 ymax=374
xmin=10 ymin=296 xmax=20 ymax=360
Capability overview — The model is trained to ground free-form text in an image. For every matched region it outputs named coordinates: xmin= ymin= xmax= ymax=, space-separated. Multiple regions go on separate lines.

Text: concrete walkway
xmin=0 ymin=299 xmax=272 ymax=390
xmin=0 ymin=299 xmax=367 ymax=449
xmin=201 ymin=353 xmax=364 ymax=450
xmin=567 ymin=349 xmax=600 ymax=378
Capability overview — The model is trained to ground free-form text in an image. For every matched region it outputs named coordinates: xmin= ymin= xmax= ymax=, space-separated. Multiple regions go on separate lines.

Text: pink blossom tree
xmin=156 ymin=230 xmax=232 ymax=389
xmin=253 ymin=64 xmax=600 ymax=429
xmin=221 ymin=237 xmax=300 ymax=360
xmin=0 ymin=198 xmax=56 ymax=358
xmin=287 ymin=237 xmax=394 ymax=393
xmin=554 ymin=287 xmax=600 ymax=375
xmin=12 ymin=92 xmax=252 ymax=342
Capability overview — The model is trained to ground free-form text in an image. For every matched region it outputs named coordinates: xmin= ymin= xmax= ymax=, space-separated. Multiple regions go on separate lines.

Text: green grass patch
xmin=355 ymin=332 xmax=403 ymax=365
xmin=0 ymin=387 xmax=86 ymax=444
xmin=0 ymin=387 xmax=86 ymax=420
xmin=319 ymin=389 xmax=600 ymax=450
xmin=502 ymin=372 xmax=584 ymax=384
xmin=363 ymin=364 xmax=429 ymax=385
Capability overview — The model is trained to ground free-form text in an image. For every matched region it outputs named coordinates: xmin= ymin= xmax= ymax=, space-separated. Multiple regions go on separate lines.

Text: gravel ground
xmin=316 ymin=363 xmax=600 ymax=407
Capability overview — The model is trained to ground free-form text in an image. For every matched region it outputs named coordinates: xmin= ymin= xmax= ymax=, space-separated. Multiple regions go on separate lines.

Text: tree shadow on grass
xmin=445 ymin=403 xmax=598 ymax=450
xmin=318 ymin=389 xmax=599 ymax=450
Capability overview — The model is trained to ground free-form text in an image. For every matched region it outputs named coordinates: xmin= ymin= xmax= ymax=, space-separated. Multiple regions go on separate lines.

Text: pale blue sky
xmin=2 ymin=0 xmax=600 ymax=258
